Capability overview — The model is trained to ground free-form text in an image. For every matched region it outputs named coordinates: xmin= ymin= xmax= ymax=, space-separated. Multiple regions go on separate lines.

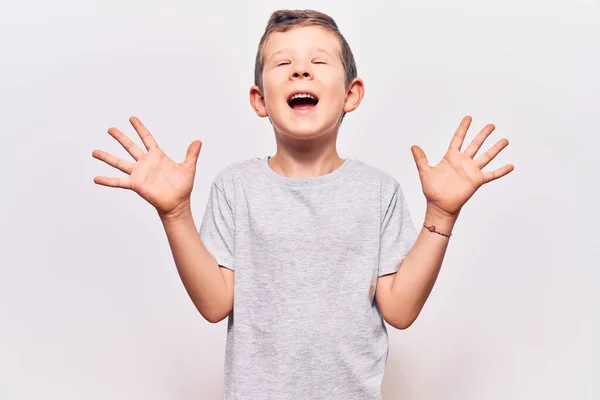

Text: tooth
xmin=290 ymin=93 xmax=316 ymax=101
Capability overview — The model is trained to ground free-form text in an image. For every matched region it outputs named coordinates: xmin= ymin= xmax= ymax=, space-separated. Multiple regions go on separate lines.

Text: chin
xmin=282 ymin=126 xmax=326 ymax=140
xmin=275 ymin=110 xmax=340 ymax=142
xmin=275 ymin=120 xmax=336 ymax=142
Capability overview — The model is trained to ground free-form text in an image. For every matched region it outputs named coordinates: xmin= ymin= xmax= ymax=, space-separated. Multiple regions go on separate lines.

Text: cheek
xmin=323 ymin=85 xmax=347 ymax=109
xmin=262 ymin=79 xmax=286 ymax=109
xmin=262 ymin=68 xmax=286 ymax=87
xmin=321 ymin=72 xmax=347 ymax=105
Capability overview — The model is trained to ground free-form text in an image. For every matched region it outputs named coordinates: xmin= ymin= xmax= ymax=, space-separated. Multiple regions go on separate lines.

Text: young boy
xmin=92 ymin=9 xmax=513 ymax=400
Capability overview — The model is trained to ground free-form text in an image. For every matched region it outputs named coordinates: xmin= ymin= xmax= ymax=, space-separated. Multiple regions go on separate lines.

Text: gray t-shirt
xmin=199 ymin=156 xmax=417 ymax=400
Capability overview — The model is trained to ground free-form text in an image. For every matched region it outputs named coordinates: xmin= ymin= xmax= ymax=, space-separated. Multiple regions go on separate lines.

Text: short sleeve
xmin=199 ymin=182 xmax=235 ymax=270
xmin=378 ymin=183 xmax=418 ymax=277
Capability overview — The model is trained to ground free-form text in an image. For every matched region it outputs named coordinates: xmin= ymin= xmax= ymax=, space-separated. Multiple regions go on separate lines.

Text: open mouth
xmin=287 ymin=92 xmax=319 ymax=111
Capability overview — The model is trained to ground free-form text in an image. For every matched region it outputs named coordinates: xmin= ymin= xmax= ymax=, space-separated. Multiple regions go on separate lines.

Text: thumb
xmin=410 ymin=145 xmax=430 ymax=172
xmin=183 ymin=140 xmax=202 ymax=169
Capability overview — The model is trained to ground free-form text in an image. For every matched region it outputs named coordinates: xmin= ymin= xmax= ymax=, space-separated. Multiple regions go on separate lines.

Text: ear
xmin=249 ymin=85 xmax=268 ymax=118
xmin=343 ymin=78 xmax=365 ymax=113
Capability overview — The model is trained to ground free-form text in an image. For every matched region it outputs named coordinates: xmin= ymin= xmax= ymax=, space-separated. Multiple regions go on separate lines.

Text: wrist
xmin=159 ymin=200 xmax=193 ymax=225
xmin=424 ymin=203 xmax=458 ymax=234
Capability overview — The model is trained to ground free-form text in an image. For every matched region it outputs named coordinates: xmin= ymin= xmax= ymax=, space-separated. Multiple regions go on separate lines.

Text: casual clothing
xmin=199 ymin=156 xmax=417 ymax=400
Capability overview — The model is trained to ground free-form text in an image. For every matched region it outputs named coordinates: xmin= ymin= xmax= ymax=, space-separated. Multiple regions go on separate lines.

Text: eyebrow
xmin=312 ymin=47 xmax=334 ymax=56
xmin=266 ymin=47 xmax=335 ymax=63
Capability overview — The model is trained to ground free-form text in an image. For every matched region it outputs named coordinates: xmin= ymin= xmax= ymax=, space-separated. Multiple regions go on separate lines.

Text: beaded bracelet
xmin=423 ymin=223 xmax=452 ymax=237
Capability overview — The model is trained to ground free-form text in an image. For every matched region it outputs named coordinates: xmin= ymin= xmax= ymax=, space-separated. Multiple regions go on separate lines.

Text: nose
xmin=290 ymin=63 xmax=312 ymax=80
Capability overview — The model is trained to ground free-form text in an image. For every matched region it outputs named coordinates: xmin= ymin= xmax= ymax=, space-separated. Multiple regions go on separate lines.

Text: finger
xmin=183 ymin=140 xmax=202 ymax=169
xmin=448 ymin=115 xmax=472 ymax=151
xmin=108 ymin=127 xmax=145 ymax=161
xmin=482 ymin=164 xmax=514 ymax=184
xmin=93 ymin=175 xmax=132 ymax=189
xmin=464 ymin=124 xmax=495 ymax=159
xmin=129 ymin=116 xmax=159 ymax=151
xmin=92 ymin=149 xmax=134 ymax=174
xmin=410 ymin=145 xmax=430 ymax=172
xmin=475 ymin=138 xmax=509 ymax=169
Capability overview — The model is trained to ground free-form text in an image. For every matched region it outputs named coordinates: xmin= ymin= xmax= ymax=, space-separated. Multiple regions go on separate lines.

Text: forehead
xmin=263 ymin=25 xmax=342 ymax=58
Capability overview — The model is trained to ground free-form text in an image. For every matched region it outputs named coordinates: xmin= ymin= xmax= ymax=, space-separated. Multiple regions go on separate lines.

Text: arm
xmin=160 ymin=205 xmax=234 ymax=324
xmin=376 ymin=115 xmax=513 ymax=330
xmin=91 ymin=116 xmax=234 ymax=324
xmin=376 ymin=204 xmax=456 ymax=329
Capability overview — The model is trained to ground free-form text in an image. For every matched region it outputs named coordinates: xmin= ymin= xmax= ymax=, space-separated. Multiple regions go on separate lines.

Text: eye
xmin=276 ymin=61 xmax=291 ymax=67
xmin=313 ymin=60 xmax=327 ymax=64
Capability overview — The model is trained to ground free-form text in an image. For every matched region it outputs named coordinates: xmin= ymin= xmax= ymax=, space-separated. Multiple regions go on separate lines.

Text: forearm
xmin=389 ymin=204 xmax=457 ymax=326
xmin=159 ymin=205 xmax=233 ymax=323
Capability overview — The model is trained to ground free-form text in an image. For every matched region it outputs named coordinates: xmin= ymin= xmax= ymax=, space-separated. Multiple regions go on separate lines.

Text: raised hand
xmin=410 ymin=115 xmax=514 ymax=218
xmin=92 ymin=116 xmax=202 ymax=218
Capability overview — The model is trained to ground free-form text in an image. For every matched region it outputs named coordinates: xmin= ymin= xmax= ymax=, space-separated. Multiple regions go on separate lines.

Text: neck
xmin=269 ymin=131 xmax=344 ymax=179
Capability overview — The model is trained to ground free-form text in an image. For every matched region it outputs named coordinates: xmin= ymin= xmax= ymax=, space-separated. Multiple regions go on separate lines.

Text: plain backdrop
xmin=1 ymin=0 xmax=598 ymax=399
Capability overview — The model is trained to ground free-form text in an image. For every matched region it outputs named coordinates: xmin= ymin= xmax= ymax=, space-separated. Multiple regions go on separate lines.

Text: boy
xmin=92 ymin=9 xmax=513 ymax=400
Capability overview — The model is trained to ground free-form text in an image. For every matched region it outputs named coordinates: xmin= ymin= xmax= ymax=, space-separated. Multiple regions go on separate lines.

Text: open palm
xmin=92 ymin=116 xmax=202 ymax=216
xmin=411 ymin=116 xmax=514 ymax=217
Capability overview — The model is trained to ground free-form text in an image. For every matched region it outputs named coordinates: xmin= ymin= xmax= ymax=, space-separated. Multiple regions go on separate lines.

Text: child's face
xmin=251 ymin=26 xmax=363 ymax=141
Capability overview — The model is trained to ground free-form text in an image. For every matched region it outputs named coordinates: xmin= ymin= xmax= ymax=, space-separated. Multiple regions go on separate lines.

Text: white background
xmin=1 ymin=0 xmax=598 ymax=399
